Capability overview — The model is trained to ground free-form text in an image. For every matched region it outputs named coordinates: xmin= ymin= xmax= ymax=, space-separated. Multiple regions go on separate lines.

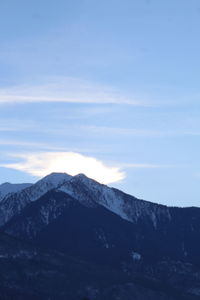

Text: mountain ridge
xmin=0 ymin=182 xmax=32 ymax=202
xmin=2 ymin=172 xmax=200 ymax=266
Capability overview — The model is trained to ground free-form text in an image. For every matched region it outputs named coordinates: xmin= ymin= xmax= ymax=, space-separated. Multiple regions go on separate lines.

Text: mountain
xmin=0 ymin=182 xmax=32 ymax=201
xmin=4 ymin=174 xmax=200 ymax=263
xmin=3 ymin=190 xmax=138 ymax=266
xmin=58 ymin=173 xmax=172 ymax=225
xmin=1 ymin=172 xmax=200 ymax=299
xmin=0 ymin=172 xmax=71 ymax=226
xmin=3 ymin=179 xmax=200 ymax=267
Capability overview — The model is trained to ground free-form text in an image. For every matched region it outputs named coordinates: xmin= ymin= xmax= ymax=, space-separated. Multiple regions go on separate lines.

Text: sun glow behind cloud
xmin=1 ymin=152 xmax=125 ymax=184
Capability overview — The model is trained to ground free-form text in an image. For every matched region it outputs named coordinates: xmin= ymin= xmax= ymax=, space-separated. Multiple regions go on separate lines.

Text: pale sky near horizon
xmin=0 ymin=0 xmax=200 ymax=207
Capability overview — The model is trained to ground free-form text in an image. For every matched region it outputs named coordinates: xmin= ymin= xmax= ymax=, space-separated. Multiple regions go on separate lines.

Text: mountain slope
xmin=58 ymin=173 xmax=172 ymax=226
xmin=0 ymin=231 xmax=126 ymax=300
xmin=0 ymin=231 xmax=187 ymax=300
xmin=2 ymin=202 xmax=200 ymax=299
xmin=0 ymin=182 xmax=32 ymax=201
xmin=3 ymin=183 xmax=200 ymax=267
xmin=3 ymin=190 xmax=137 ymax=266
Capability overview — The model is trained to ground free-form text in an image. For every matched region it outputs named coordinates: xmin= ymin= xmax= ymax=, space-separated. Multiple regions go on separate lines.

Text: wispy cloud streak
xmin=0 ymin=77 xmax=146 ymax=106
xmin=81 ymin=126 xmax=200 ymax=138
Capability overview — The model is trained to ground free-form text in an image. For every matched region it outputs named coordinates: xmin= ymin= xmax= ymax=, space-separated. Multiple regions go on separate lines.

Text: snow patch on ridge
xmin=58 ymin=174 xmax=129 ymax=218
xmin=58 ymin=173 xmax=172 ymax=227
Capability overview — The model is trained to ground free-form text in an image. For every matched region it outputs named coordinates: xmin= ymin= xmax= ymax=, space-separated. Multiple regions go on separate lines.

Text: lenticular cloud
xmin=2 ymin=152 xmax=125 ymax=184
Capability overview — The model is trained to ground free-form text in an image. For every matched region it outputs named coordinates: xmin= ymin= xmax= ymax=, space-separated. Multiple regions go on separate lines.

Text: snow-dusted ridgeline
xmin=0 ymin=173 xmax=72 ymax=226
xmin=0 ymin=172 xmax=172 ymax=228
xmin=58 ymin=173 xmax=171 ymax=227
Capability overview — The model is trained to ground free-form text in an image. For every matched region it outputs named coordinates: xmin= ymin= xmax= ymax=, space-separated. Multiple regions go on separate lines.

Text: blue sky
xmin=0 ymin=0 xmax=200 ymax=207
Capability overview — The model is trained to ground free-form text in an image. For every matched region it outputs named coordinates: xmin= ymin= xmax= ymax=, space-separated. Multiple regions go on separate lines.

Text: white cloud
xmin=1 ymin=152 xmax=125 ymax=184
xmin=0 ymin=77 xmax=150 ymax=106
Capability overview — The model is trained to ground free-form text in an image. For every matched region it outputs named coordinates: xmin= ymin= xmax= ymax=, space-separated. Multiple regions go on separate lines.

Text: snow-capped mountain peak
xmin=37 ymin=172 xmax=72 ymax=188
xmin=18 ymin=172 xmax=72 ymax=203
xmin=0 ymin=172 xmax=72 ymax=226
